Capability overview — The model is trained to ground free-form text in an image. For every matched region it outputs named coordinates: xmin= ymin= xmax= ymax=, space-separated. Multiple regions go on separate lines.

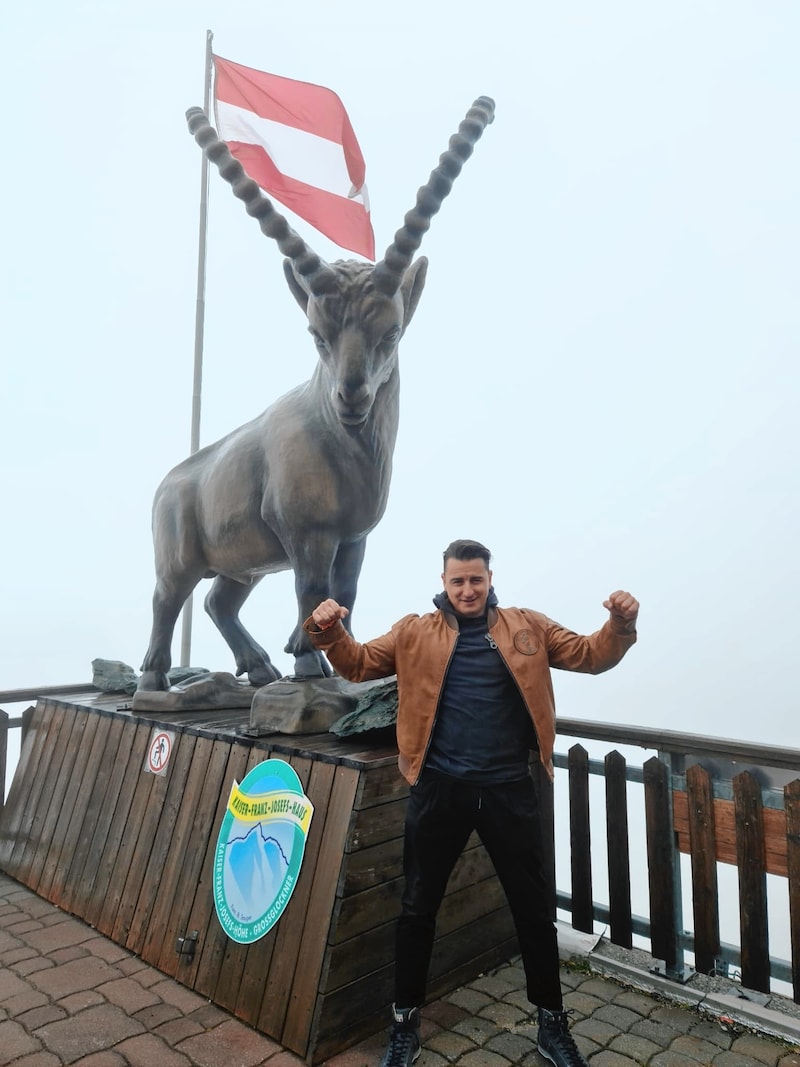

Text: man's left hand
xmin=603 ymin=590 xmax=639 ymax=621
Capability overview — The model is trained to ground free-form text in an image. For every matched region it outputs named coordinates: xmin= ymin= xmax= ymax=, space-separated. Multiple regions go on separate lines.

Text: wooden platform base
xmin=0 ymin=693 xmax=519 ymax=1063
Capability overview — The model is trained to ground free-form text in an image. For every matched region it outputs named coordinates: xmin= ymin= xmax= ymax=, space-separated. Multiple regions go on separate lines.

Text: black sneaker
xmin=537 ymin=1007 xmax=588 ymax=1067
xmin=380 ymin=1004 xmax=421 ymax=1067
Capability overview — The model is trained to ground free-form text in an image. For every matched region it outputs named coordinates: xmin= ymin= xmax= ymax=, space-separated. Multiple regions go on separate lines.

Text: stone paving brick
xmin=12 ymin=958 xmax=55 ymax=977
xmin=452 ymin=1015 xmax=502 ymax=1046
xmin=188 ymin=1003 xmax=236 ymax=1029
xmin=689 ymin=1017 xmax=735 ymax=1048
xmin=49 ymin=945 xmax=91 ymax=966
xmin=446 ymin=988 xmax=493 ymax=1014
xmin=650 ymin=1052 xmax=710 ymax=1065
xmin=588 ymin=1052 xmax=641 ymax=1066
xmin=115 ymin=956 xmax=152 ymax=977
xmin=29 ymin=957 xmax=122 ymax=999
xmin=777 ymin=1055 xmax=800 ymax=1066
xmin=0 ymin=969 xmax=33 ymax=1002
xmin=34 ymin=1003 xmax=145 ymax=1062
xmin=607 ymin=1031 xmax=663 ymax=1061
xmin=730 ymin=1033 xmax=784 ymax=1066
xmin=562 ymin=990 xmax=605 ymax=1016
xmin=571 ymin=1016 xmax=621 ymax=1047
xmin=23 ymin=922 xmax=100 ymax=954
xmin=454 ymin=1050 xmax=510 ymax=1067
xmin=17 ymin=1004 xmax=69 ymax=1029
xmin=114 ymin=1032 xmax=193 ymax=1066
xmin=0 ymin=1018 xmax=43 ymax=1061
xmin=176 ymin=1018 xmax=284 ymax=1067
xmin=593 ymin=1003 xmax=647 ymax=1031
xmin=3 ymin=989 xmax=49 ymax=1017
xmin=56 ymin=990 xmax=106 ymax=1013
xmin=477 ymin=1000 xmax=527 ymax=1028
xmin=68 ymin=1054 xmax=127 ymax=1067
xmin=133 ymin=1002 xmax=183 ymax=1029
xmin=631 ymin=1017 xmax=683 ymax=1046
xmin=426 ymin=1028 xmax=478 ymax=1060
xmin=4 ymin=1053 xmax=62 ymax=1067
xmin=85 ymin=939 xmax=132 ymax=965
xmin=96 ymin=977 xmax=161 ymax=1013
xmin=713 ymin=1053 xmax=778 ymax=1067
xmin=2 ymin=946 xmax=40 ymax=966
xmin=651 ymin=1003 xmax=698 ymax=1030
xmin=153 ymin=1016 xmax=206 ymax=1045
xmin=470 ymin=974 xmax=521 ymax=999
xmin=485 ymin=1029 xmax=537 ymax=1061
xmin=5 ymin=919 xmax=45 ymax=935
xmin=425 ymin=999 xmax=471 ymax=1030
xmin=148 ymin=979 xmax=209 ymax=1014
xmin=671 ymin=1032 xmax=732 ymax=1061
xmin=125 ymin=963 xmax=168 ymax=988
xmin=611 ymin=988 xmax=661 ymax=1016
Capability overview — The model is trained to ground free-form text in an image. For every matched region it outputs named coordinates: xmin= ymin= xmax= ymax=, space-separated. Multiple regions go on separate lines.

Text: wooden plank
xmin=97 ymin=725 xmax=160 ymax=936
xmin=27 ymin=707 xmax=89 ymax=894
xmin=785 ymin=779 xmax=800 ymax=1004
xmin=186 ymin=742 xmax=252 ymax=998
xmin=568 ymin=744 xmax=593 ymax=933
xmin=48 ymin=712 xmax=113 ymax=907
xmin=734 ymin=770 xmax=770 ymax=993
xmin=212 ymin=745 xmax=272 ymax=1014
xmin=605 ymin=750 xmax=632 ymax=949
xmin=140 ymin=735 xmax=214 ymax=966
xmin=60 ymin=715 xmax=126 ymax=915
xmin=348 ymin=794 xmax=404 ymax=851
xmin=0 ymin=702 xmax=55 ymax=873
xmin=154 ymin=738 xmax=235 ymax=979
xmin=84 ymin=719 xmax=150 ymax=929
xmin=354 ymin=762 xmax=408 ymax=809
xmin=9 ymin=702 xmax=72 ymax=885
xmin=644 ymin=755 xmax=677 ymax=967
xmin=674 ymin=791 xmax=787 ymax=877
xmin=685 ymin=763 xmax=720 ymax=974
xmin=342 ymin=836 xmax=404 ymax=895
xmin=280 ymin=763 xmax=359 ymax=1055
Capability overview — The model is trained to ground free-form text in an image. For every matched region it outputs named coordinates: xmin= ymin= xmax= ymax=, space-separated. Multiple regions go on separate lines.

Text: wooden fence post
xmin=569 ymin=744 xmax=593 ymax=933
xmin=786 ymin=778 xmax=800 ymax=1004
xmin=605 ymin=750 xmax=632 ymax=948
xmin=734 ymin=770 xmax=770 ymax=993
xmin=644 ymin=755 xmax=680 ymax=971
xmin=686 ymin=763 xmax=720 ymax=975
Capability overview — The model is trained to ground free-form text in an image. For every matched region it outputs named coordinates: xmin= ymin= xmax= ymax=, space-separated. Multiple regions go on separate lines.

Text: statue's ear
xmin=399 ymin=257 xmax=428 ymax=333
xmin=283 ymin=259 xmax=310 ymax=313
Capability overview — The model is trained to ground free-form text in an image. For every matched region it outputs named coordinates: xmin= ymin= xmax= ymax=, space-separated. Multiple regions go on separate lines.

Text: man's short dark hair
xmin=443 ymin=539 xmax=492 ymax=567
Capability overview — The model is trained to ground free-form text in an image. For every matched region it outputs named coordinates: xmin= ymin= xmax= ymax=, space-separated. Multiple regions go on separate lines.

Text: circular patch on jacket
xmin=513 ymin=630 xmax=538 ymax=655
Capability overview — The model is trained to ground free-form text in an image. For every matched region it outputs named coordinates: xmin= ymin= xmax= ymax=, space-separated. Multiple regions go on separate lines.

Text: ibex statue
xmin=138 ymin=97 xmax=495 ymax=692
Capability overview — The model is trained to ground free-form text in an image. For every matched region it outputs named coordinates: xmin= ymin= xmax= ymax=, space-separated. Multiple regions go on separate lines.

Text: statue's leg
xmin=204 ymin=574 xmax=282 ymax=686
xmin=139 ymin=574 xmax=199 ymax=691
xmin=284 ymin=538 xmax=338 ymax=678
xmin=330 ymin=538 xmax=366 ymax=635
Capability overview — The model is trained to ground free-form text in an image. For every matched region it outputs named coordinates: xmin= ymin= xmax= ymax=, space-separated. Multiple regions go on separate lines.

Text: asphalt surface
xmin=1 ymin=870 xmax=799 ymax=1067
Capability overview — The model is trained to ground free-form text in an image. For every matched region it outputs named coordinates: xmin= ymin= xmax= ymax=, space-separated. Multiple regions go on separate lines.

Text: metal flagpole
xmin=179 ymin=28 xmax=214 ymax=668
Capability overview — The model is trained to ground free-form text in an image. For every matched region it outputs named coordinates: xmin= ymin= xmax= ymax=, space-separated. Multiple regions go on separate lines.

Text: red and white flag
xmin=213 ymin=55 xmax=375 ymax=260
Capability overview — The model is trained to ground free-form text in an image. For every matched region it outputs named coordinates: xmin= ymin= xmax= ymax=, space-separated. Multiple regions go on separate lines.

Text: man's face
xmin=442 ymin=556 xmax=493 ymax=617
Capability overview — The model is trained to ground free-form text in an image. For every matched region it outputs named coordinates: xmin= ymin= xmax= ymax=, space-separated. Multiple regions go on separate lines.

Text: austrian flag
xmin=212 ymin=55 xmax=375 ymax=260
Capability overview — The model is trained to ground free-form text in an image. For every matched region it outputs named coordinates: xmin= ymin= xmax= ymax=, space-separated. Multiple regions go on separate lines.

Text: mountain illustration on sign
xmin=225 ymin=823 xmax=290 ymax=920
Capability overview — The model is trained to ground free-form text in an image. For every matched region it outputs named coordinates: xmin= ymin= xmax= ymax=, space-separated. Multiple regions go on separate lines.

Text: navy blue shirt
xmin=425 ymin=613 xmax=537 ymax=783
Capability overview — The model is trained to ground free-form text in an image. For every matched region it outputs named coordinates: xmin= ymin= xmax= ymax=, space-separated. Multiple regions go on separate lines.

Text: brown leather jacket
xmin=303 ymin=604 xmax=636 ymax=785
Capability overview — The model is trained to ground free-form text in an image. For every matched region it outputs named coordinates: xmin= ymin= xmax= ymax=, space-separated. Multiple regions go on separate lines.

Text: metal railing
xmin=2 ymin=688 xmax=797 ymax=1002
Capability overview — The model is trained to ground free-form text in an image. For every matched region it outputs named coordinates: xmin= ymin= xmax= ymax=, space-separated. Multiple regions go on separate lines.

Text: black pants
xmin=395 ymin=768 xmax=562 ymax=1011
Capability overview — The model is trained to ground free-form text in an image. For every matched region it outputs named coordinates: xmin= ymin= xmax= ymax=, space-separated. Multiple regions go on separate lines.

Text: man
xmin=305 ymin=539 xmax=638 ymax=1067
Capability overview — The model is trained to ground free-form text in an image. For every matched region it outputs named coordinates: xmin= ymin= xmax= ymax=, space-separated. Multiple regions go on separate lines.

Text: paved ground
xmin=2 ymin=871 xmax=799 ymax=1067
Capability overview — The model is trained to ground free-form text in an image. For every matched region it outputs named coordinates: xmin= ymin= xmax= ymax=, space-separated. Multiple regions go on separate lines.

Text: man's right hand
xmin=311 ymin=599 xmax=350 ymax=630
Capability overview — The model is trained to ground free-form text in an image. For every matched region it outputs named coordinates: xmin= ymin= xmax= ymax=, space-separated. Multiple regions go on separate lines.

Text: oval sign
xmin=213 ymin=758 xmax=314 ymax=944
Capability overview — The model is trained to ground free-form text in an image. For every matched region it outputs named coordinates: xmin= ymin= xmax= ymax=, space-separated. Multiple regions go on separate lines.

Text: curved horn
xmin=185 ymin=108 xmax=337 ymax=296
xmin=372 ymin=96 xmax=495 ymax=297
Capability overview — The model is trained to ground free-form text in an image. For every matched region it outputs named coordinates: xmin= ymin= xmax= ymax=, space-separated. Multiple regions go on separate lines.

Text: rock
xmin=249 ymin=676 xmax=396 ymax=736
xmin=131 ymin=671 xmax=257 ymax=712
xmin=92 ymin=659 xmax=139 ymax=695
xmin=331 ymin=678 xmax=399 ymax=736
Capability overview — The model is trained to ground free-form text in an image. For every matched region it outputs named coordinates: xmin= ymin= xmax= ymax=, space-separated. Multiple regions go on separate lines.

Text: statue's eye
xmin=380 ymin=326 xmax=401 ymax=347
xmin=309 ymin=329 xmax=329 ymax=352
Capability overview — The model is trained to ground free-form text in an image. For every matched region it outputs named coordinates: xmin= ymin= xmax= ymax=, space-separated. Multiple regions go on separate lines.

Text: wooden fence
xmin=2 ymin=690 xmax=799 ymax=1008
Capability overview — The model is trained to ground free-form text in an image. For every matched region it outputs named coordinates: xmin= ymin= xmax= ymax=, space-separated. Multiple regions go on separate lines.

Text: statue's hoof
xmin=248 ymin=663 xmax=282 ymax=686
xmin=292 ymin=652 xmax=332 ymax=679
xmin=137 ymin=670 xmax=170 ymax=692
